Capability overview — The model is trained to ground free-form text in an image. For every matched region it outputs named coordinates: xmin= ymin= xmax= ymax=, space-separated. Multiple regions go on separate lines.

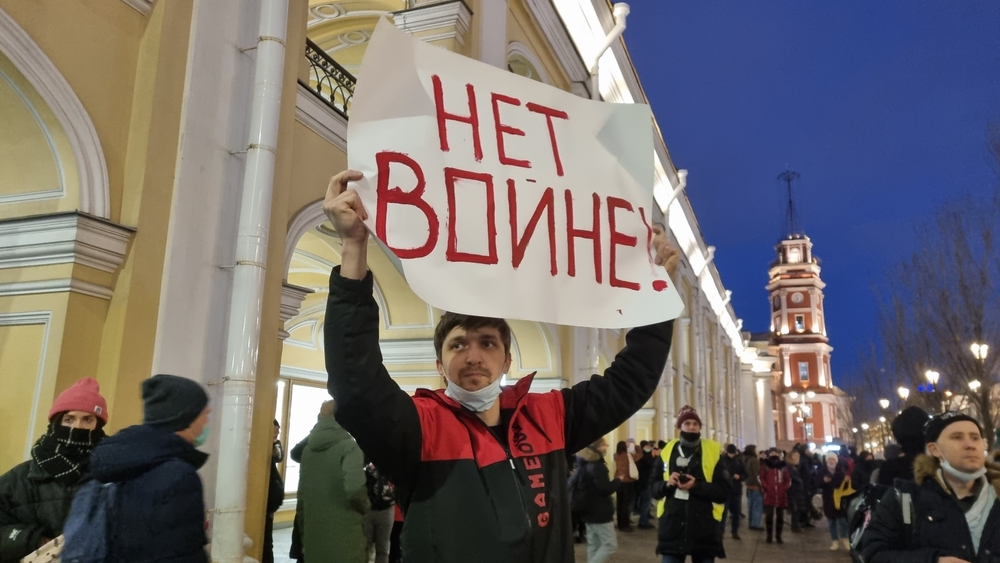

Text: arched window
xmin=506 ymin=42 xmax=549 ymax=84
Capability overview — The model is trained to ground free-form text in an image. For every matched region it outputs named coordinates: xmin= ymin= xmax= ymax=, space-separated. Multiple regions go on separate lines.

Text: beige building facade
xmin=0 ymin=0 xmax=765 ymax=560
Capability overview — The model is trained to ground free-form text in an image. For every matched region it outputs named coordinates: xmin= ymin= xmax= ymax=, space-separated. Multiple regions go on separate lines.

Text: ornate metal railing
xmin=303 ymin=38 xmax=356 ymax=118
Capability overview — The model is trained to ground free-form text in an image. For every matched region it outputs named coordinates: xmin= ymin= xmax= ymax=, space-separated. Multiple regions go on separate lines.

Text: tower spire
xmin=778 ymin=169 xmax=801 ymax=237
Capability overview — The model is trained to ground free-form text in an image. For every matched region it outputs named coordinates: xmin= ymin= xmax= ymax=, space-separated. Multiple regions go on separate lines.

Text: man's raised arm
xmin=323 ymin=171 xmax=422 ymax=492
xmin=562 ymin=226 xmax=679 ymax=454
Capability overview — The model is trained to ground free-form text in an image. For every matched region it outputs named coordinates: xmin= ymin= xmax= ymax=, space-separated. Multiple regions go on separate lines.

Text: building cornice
xmin=295 ymin=83 xmax=348 ymax=151
xmin=0 ymin=211 xmax=134 ymax=273
xmin=393 ymin=0 xmax=473 ymax=47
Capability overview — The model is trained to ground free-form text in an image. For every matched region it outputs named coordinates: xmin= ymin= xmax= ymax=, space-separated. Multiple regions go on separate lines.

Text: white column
xmin=478 ymin=0 xmax=508 ymax=68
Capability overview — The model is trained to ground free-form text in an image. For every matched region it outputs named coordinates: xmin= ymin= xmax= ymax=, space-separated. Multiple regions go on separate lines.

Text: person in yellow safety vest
xmin=651 ymin=406 xmax=731 ymax=563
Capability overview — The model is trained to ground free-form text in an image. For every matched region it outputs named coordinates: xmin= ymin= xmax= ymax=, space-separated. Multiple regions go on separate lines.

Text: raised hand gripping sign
xmin=347 ymin=19 xmax=683 ymax=329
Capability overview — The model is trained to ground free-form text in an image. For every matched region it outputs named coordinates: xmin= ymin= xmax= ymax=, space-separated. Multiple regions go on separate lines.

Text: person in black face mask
xmin=0 ymin=378 xmax=109 ymax=562
xmin=651 ymin=406 xmax=730 ymax=563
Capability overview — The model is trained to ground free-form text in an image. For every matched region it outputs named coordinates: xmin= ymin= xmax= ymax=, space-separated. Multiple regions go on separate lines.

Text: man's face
xmin=61 ymin=411 xmax=98 ymax=430
xmin=178 ymin=406 xmax=212 ymax=444
xmin=928 ymin=421 xmax=985 ymax=473
xmin=437 ymin=325 xmax=511 ymax=392
xmin=789 ymin=453 xmax=800 ymax=465
xmin=680 ymin=420 xmax=701 ymax=433
xmin=597 ymin=440 xmax=609 ymax=455
xmin=727 ymin=451 xmax=736 ymax=458
xmin=272 ymin=422 xmax=280 ymax=443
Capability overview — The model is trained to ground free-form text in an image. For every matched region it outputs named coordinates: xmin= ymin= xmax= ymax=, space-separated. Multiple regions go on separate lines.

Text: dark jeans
xmin=787 ymin=490 xmax=804 ymax=530
xmin=617 ymin=484 xmax=635 ymax=529
xmin=724 ymin=492 xmax=742 ymax=535
xmin=389 ymin=520 xmax=403 ymax=563
xmin=765 ymin=506 xmax=785 ymax=540
xmin=637 ymin=484 xmax=653 ymax=527
xmin=263 ymin=512 xmax=274 ymax=563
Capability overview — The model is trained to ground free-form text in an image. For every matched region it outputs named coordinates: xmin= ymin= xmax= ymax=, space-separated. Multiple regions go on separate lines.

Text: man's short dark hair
xmin=640 ymin=440 xmax=649 ymax=448
xmin=657 ymin=440 xmax=667 ymax=449
xmin=433 ymin=312 xmax=512 ymax=361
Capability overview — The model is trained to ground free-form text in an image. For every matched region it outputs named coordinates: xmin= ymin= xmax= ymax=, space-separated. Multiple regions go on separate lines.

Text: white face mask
xmin=444 ymin=375 xmax=503 ymax=412
xmin=940 ymin=458 xmax=988 ymax=482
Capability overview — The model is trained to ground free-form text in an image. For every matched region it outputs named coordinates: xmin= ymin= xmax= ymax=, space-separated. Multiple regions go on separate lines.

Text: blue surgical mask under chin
xmin=193 ymin=426 xmax=211 ymax=448
xmin=444 ymin=376 xmax=503 ymax=412
xmin=940 ymin=458 xmax=987 ymax=482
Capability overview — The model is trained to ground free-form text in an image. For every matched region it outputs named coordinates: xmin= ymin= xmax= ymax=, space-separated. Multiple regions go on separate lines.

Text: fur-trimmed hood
xmin=577 ymin=447 xmax=604 ymax=463
xmin=913 ymin=451 xmax=1000 ymax=497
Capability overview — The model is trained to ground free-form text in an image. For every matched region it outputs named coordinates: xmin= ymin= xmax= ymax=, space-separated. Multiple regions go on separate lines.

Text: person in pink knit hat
xmin=0 ymin=378 xmax=109 ymax=562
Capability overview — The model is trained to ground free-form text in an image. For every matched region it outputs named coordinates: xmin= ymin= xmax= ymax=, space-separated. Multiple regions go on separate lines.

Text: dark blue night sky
xmin=624 ymin=1 xmax=1000 ymax=388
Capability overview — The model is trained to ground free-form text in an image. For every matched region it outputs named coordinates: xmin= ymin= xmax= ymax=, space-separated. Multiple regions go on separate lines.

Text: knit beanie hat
xmin=676 ymin=405 xmax=702 ymax=429
xmin=49 ymin=378 xmax=108 ymax=425
xmin=726 ymin=444 xmax=739 ymax=455
xmin=142 ymin=374 xmax=209 ymax=433
xmin=924 ymin=411 xmax=983 ymax=445
xmin=892 ymin=406 xmax=930 ymax=454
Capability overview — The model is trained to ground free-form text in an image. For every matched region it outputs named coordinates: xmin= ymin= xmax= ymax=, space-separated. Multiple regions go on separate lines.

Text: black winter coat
xmin=82 ymin=425 xmax=209 ymax=563
xmin=325 ymin=267 xmax=673 ymax=563
xmin=651 ymin=442 xmax=730 ymax=558
xmin=861 ymin=454 xmax=1000 ymax=563
xmin=572 ymin=450 xmax=620 ymax=523
xmin=818 ymin=462 xmax=846 ymax=519
xmin=720 ymin=455 xmax=747 ymax=495
xmin=635 ymin=450 xmax=655 ymax=491
xmin=0 ymin=460 xmax=81 ymax=562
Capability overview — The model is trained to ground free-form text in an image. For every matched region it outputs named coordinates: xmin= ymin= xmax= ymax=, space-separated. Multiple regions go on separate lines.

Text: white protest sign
xmin=346 ymin=19 xmax=683 ymax=328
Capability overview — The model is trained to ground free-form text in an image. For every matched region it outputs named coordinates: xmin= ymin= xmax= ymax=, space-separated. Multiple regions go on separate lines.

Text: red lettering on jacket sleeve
xmin=534 ymin=492 xmax=546 ymax=507
xmin=608 ymin=196 xmax=640 ymax=291
xmin=508 ymin=181 xmax=557 ymax=275
xmin=523 ymin=456 xmax=542 ymax=471
xmin=491 ymin=93 xmax=530 ymax=169
xmin=538 ymin=512 xmax=550 ymax=527
xmin=433 ymin=75 xmax=483 ymax=162
xmin=526 ymin=102 xmax=568 ymax=177
xmin=565 ymin=190 xmax=602 ymax=284
xmin=376 ymin=152 xmax=439 ymax=258
xmin=528 ymin=473 xmax=545 ymax=489
xmin=444 ymin=168 xmax=498 ymax=264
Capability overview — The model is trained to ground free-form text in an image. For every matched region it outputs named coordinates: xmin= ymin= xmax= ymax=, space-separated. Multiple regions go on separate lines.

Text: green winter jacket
xmin=0 ymin=461 xmax=80 ymax=562
xmin=299 ymin=416 xmax=368 ymax=563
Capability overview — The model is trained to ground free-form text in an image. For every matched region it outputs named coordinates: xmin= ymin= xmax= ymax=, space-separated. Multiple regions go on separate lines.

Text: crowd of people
xmin=0 ymin=171 xmax=996 ymax=563
xmin=565 ymin=402 xmax=1000 ymax=563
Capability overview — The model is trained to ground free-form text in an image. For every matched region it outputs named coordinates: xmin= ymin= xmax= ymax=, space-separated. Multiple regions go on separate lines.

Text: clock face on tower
xmin=791 ymin=292 xmax=804 ymax=304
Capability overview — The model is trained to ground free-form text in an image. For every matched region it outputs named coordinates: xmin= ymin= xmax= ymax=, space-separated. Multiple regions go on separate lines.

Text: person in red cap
xmin=0 ymin=377 xmax=108 ymax=562
xmin=651 ymin=405 xmax=730 ymax=563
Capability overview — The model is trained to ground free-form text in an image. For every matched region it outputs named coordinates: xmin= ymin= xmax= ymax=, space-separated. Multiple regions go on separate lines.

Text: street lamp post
xmin=788 ymin=390 xmax=816 ymax=441
xmin=897 ymin=386 xmax=910 ymax=405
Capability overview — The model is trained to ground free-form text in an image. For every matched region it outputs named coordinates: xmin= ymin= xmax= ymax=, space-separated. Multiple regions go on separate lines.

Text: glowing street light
xmin=897 ymin=387 xmax=910 ymax=401
xmin=879 ymin=398 xmax=890 ymax=410
xmin=806 ymin=391 xmax=816 ymax=398
xmin=971 ymin=343 xmax=990 ymax=361
xmin=788 ymin=406 xmax=797 ymax=413
xmin=852 ymin=428 xmax=859 ymax=433
xmin=789 ymin=391 xmax=799 ymax=399
xmin=925 ymin=370 xmax=940 ymax=386
xmin=879 ymin=416 xmax=886 ymax=423
xmin=969 ymin=380 xmax=982 ymax=392
xmin=861 ymin=423 xmax=870 ymax=430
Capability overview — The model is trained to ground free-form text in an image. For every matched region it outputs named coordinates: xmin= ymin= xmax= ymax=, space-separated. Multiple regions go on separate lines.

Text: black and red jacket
xmin=325 ymin=267 xmax=673 ymax=563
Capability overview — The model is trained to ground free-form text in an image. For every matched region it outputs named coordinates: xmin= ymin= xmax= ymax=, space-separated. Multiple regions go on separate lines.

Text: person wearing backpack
xmin=861 ymin=412 xmax=1000 ymax=563
xmin=0 ymin=378 xmax=109 ymax=563
xmin=574 ymin=439 xmax=623 ymax=563
xmin=363 ymin=460 xmax=395 ymax=563
xmin=62 ymin=373 xmax=211 ymax=563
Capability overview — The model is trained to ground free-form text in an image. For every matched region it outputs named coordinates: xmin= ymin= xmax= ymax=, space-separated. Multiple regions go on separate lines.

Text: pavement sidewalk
xmin=574 ymin=515 xmax=856 ymax=562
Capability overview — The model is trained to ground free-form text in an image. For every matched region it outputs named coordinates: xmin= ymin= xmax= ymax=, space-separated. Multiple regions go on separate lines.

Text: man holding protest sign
xmin=323 ymin=167 xmax=679 ymax=563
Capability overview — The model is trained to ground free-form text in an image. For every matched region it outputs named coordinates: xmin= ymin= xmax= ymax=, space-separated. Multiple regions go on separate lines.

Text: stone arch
xmin=0 ymin=7 xmax=109 ymax=217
